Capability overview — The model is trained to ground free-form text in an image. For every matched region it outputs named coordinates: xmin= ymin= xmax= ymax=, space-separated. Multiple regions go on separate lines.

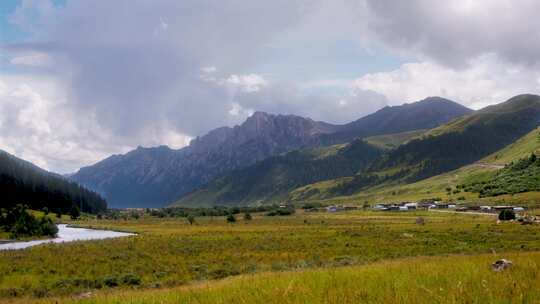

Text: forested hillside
xmin=0 ymin=150 xmax=107 ymax=214
xmin=174 ymin=140 xmax=382 ymax=206
xmin=291 ymin=94 xmax=540 ymax=200
xmin=369 ymin=94 xmax=540 ymax=181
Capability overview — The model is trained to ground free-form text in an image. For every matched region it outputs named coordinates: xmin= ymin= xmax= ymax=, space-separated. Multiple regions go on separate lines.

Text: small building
xmin=417 ymin=202 xmax=434 ymax=209
xmin=373 ymin=204 xmax=388 ymax=210
xmin=404 ymin=202 xmax=418 ymax=210
xmin=326 ymin=205 xmax=338 ymax=212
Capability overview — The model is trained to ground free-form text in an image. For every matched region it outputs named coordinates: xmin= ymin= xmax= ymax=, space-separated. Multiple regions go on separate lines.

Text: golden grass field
xmin=1 ymin=210 xmax=540 ymax=303
xmin=21 ymin=251 xmax=540 ymax=304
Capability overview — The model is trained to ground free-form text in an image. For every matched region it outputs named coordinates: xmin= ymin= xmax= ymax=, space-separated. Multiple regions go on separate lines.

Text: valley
xmin=3 ymin=95 xmax=540 ymax=303
xmin=4 ymin=2 xmax=540 ymax=303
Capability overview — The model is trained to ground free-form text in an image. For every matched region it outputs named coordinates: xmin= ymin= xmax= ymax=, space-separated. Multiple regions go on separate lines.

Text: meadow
xmin=22 ymin=251 xmax=540 ymax=304
xmin=1 ymin=210 xmax=540 ymax=303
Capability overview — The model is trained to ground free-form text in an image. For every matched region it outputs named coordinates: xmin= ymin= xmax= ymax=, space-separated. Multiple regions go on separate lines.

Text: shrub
xmin=498 ymin=209 xmax=516 ymax=221
xmin=301 ymin=202 xmax=322 ymax=210
xmin=3 ymin=205 xmax=58 ymax=238
xmin=70 ymin=205 xmax=81 ymax=220
xmin=120 ymin=273 xmax=141 ymax=286
xmin=243 ymin=212 xmax=252 ymax=221
xmin=103 ymin=276 xmax=119 ymax=287
xmin=186 ymin=214 xmax=196 ymax=225
xmin=38 ymin=217 xmax=58 ymax=237
xmin=266 ymin=208 xmax=294 ymax=216
xmin=226 ymin=214 xmax=236 ymax=223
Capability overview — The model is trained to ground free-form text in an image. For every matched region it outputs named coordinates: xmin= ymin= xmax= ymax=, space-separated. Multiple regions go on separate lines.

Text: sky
xmin=1 ymin=0 xmax=540 ymax=173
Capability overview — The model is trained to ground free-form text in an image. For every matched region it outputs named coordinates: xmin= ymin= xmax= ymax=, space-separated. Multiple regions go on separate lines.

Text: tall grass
xmin=19 ymin=251 xmax=540 ymax=304
xmin=1 ymin=211 xmax=539 ymax=300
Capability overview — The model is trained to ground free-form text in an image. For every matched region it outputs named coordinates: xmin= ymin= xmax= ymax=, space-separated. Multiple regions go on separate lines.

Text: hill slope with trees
xmin=309 ymin=94 xmax=540 ymax=197
xmin=0 ymin=150 xmax=107 ymax=214
xmin=173 ymin=140 xmax=382 ymax=207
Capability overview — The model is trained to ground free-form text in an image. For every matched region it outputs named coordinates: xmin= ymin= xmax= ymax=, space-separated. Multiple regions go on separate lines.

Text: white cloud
xmin=353 ymin=54 xmax=540 ymax=108
xmin=10 ymin=53 xmax=52 ymax=67
xmin=226 ymin=74 xmax=268 ymax=93
xmin=0 ymin=75 xmax=174 ymax=173
xmin=363 ymin=0 xmax=540 ymax=67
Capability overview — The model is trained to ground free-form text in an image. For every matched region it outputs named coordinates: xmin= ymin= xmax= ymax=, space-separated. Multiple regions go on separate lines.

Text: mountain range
xmin=174 ymin=94 xmax=540 ymax=207
xmin=71 ymin=97 xmax=471 ymax=207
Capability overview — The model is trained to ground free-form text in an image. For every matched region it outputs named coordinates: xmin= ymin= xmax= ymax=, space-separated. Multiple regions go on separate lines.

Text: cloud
xmin=10 ymin=52 xmax=52 ymax=67
xmin=363 ymin=0 xmax=540 ymax=67
xmin=353 ymin=54 xmax=540 ymax=108
xmin=226 ymin=74 xmax=268 ymax=93
xmin=4 ymin=0 xmax=540 ymax=174
xmin=232 ymin=82 xmax=388 ymax=124
xmin=5 ymin=0 xmax=310 ymax=139
xmin=0 ymin=75 xmax=128 ymax=173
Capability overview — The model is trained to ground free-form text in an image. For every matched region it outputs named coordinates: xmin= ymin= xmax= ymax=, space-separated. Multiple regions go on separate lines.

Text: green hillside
xmin=175 ymin=95 xmax=540 ymax=207
xmin=290 ymin=125 xmax=540 ymax=206
xmin=173 ymin=140 xmax=382 ymax=207
xmin=292 ymin=95 xmax=540 ymax=201
xmin=462 ymin=153 xmax=540 ymax=197
xmin=364 ymin=129 xmax=426 ymax=150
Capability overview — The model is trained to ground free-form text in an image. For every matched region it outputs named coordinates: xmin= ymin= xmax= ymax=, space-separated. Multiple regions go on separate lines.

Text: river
xmin=0 ymin=224 xmax=135 ymax=250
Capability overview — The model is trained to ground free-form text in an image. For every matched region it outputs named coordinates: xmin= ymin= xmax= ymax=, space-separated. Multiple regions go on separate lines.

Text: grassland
xmin=1 ymin=210 xmax=540 ymax=303
xmin=21 ymin=251 xmax=540 ymax=304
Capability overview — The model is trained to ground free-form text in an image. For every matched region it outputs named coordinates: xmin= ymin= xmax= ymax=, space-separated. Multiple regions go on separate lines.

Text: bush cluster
xmin=0 ymin=204 xmax=58 ymax=239
xmin=266 ymin=207 xmax=295 ymax=216
xmin=460 ymin=153 xmax=540 ymax=197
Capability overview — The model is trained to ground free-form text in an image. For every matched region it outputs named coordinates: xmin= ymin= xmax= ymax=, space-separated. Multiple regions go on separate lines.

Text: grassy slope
xmin=173 ymin=140 xmax=381 ymax=207
xmin=2 ymin=211 xmax=540 ymax=300
xmin=174 ymin=144 xmax=350 ymax=207
xmin=369 ymin=95 xmax=540 ymax=181
xmin=23 ymin=251 xmax=540 ymax=304
xmin=364 ymin=129 xmax=426 ymax=150
xmin=290 ymin=127 xmax=540 ymax=205
xmin=290 ymin=95 xmax=540 ymax=205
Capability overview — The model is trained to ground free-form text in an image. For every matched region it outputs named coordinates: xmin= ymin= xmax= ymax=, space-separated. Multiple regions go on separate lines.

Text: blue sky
xmin=254 ymin=38 xmax=406 ymax=84
xmin=0 ymin=0 xmax=64 ymax=43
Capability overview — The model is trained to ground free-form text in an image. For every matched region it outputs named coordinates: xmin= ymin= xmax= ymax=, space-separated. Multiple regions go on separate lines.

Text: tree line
xmin=0 ymin=151 xmax=107 ymax=214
